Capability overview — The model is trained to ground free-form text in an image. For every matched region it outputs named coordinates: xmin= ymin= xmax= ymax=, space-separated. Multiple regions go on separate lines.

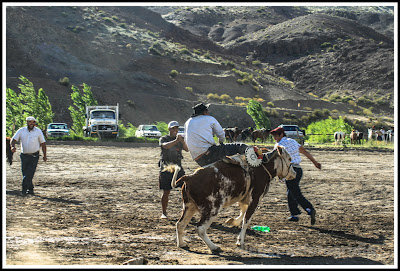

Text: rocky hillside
xmin=5 ymin=5 xmax=395 ymax=130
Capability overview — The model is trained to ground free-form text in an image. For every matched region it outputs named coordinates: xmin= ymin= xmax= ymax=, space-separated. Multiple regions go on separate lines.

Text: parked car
xmin=135 ymin=124 xmax=162 ymax=138
xmin=278 ymin=124 xmax=305 ymax=145
xmin=47 ymin=123 xmax=70 ymax=137
xmin=177 ymin=126 xmax=185 ymax=137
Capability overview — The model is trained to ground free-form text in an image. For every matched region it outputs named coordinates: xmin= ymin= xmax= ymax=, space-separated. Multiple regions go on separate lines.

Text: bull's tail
xmin=163 ymin=164 xmax=183 ymax=188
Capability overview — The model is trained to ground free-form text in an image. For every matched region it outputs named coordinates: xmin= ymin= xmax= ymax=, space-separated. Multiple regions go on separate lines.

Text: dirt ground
xmin=4 ymin=141 xmax=396 ymax=266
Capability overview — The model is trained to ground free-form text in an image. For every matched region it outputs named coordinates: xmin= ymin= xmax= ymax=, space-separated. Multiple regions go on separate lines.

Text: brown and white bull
xmin=169 ymin=146 xmax=296 ymax=253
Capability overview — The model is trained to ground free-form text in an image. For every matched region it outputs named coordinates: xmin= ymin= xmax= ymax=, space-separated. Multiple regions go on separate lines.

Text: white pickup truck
xmin=278 ymin=124 xmax=305 ymax=145
xmin=135 ymin=125 xmax=162 ymax=138
xmin=47 ymin=123 xmax=70 ymax=137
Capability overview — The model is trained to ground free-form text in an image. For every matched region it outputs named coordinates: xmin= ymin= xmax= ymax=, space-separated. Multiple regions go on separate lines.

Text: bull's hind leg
xmin=176 ymin=201 xmax=197 ymax=248
xmin=225 ymin=202 xmax=248 ymax=227
xmin=196 ymin=210 xmax=221 ymax=253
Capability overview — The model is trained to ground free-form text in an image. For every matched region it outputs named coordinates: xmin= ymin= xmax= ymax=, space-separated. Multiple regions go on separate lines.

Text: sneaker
xmin=21 ymin=190 xmax=27 ymax=196
xmin=288 ymin=216 xmax=299 ymax=222
xmin=27 ymin=190 xmax=34 ymax=195
xmin=309 ymin=209 xmax=316 ymax=225
xmin=160 ymin=214 xmax=168 ymax=219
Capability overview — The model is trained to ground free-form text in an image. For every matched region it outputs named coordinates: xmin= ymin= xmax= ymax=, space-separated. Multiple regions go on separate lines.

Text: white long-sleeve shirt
xmin=12 ymin=126 xmax=46 ymax=154
xmin=184 ymin=115 xmax=225 ymax=159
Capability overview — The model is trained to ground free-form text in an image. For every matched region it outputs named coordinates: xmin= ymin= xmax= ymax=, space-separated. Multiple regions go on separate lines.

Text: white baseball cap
xmin=168 ymin=121 xmax=179 ymax=128
xmin=26 ymin=116 xmax=37 ymax=122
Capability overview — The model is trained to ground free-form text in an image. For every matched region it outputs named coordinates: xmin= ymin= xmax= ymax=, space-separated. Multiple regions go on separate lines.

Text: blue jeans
xmin=285 ymin=167 xmax=314 ymax=216
xmin=20 ymin=152 xmax=39 ymax=192
xmin=196 ymin=143 xmax=249 ymax=167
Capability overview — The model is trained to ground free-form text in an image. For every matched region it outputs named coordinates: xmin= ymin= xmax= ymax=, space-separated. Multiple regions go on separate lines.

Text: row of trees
xmin=5 ymin=76 xmax=97 ymax=137
xmin=6 ymin=76 xmax=358 ymax=144
xmin=6 ymin=76 xmax=54 ymax=136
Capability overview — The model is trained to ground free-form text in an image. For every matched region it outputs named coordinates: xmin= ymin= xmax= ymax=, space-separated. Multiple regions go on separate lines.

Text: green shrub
xmin=102 ymin=17 xmax=113 ymax=23
xmin=156 ymin=121 xmax=168 ymax=136
xmin=348 ymin=100 xmax=357 ymax=107
xmin=180 ymin=48 xmax=191 ymax=55
xmin=341 ymin=96 xmax=353 ymax=103
xmin=267 ymin=102 xmax=275 ymax=107
xmin=193 ymin=49 xmax=202 ymax=55
xmin=59 ymin=77 xmax=70 ymax=86
xmin=148 ymin=46 xmax=162 ymax=56
xmin=306 ymin=117 xmax=352 ymax=143
xmin=328 ymin=94 xmax=341 ymax=102
xmin=169 ymin=70 xmax=179 ymax=78
xmin=203 ymin=51 xmax=211 ymax=59
xmin=321 ymin=42 xmax=332 ymax=48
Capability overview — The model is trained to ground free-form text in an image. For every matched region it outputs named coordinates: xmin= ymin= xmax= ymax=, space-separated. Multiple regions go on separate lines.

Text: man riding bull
xmin=184 ymin=103 xmax=249 ymax=167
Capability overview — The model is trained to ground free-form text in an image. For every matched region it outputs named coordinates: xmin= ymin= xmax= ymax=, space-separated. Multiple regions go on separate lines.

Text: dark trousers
xmin=20 ymin=153 xmax=39 ymax=192
xmin=196 ymin=143 xmax=249 ymax=167
xmin=285 ymin=167 xmax=313 ymax=216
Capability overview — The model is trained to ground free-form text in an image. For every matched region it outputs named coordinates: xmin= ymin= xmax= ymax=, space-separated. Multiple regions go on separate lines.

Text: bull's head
xmin=275 ymin=146 xmax=296 ymax=180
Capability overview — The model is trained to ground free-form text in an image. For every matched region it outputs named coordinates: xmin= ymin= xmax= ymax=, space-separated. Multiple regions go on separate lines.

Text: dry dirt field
xmin=4 ymin=141 xmax=396 ymax=267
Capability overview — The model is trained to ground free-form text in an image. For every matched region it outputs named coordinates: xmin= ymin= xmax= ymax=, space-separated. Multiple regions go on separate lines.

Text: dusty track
xmin=4 ymin=141 xmax=396 ymax=266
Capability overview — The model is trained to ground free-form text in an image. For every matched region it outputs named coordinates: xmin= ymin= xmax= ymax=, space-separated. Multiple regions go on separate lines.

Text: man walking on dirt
xmin=10 ymin=116 xmax=47 ymax=195
xmin=158 ymin=121 xmax=188 ymax=219
xmin=270 ymin=126 xmax=321 ymax=225
xmin=184 ymin=103 xmax=248 ymax=167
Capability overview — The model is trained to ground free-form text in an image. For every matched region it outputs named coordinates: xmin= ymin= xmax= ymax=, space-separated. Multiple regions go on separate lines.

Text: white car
xmin=278 ymin=124 xmax=305 ymax=145
xmin=135 ymin=124 xmax=162 ymax=138
xmin=47 ymin=123 xmax=70 ymax=137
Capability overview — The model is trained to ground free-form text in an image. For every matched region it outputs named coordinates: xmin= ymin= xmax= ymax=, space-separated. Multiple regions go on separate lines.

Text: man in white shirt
xmin=271 ymin=126 xmax=321 ymax=225
xmin=10 ymin=116 xmax=47 ymax=195
xmin=184 ymin=103 xmax=248 ymax=167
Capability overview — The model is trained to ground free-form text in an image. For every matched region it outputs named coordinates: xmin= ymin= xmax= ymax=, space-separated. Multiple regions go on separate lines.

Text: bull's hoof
xmin=178 ymin=242 xmax=189 ymax=249
xmin=179 ymin=245 xmax=190 ymax=251
xmin=235 ymin=239 xmax=244 ymax=247
xmin=225 ymin=218 xmax=234 ymax=225
xmin=211 ymin=247 xmax=222 ymax=254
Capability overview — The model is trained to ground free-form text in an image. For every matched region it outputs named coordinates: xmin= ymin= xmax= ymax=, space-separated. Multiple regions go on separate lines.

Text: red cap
xmin=270 ymin=127 xmax=285 ymax=134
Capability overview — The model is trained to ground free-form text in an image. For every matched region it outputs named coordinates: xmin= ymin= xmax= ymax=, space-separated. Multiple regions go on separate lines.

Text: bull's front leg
xmin=225 ymin=202 xmax=248 ymax=227
xmin=236 ymin=217 xmax=252 ymax=248
xmin=236 ymin=194 xmax=263 ymax=248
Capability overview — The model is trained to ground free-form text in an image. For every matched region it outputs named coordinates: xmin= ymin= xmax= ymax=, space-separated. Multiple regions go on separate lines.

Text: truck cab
xmin=84 ymin=104 xmax=119 ymax=139
xmin=278 ymin=124 xmax=305 ymax=145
